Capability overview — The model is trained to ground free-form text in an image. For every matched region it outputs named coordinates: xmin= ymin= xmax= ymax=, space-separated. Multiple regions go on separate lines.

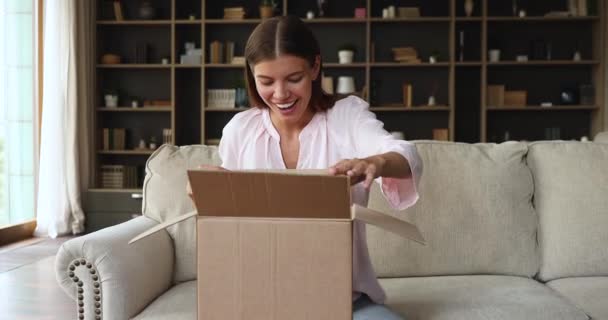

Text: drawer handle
xmin=131 ymin=193 xmax=143 ymax=199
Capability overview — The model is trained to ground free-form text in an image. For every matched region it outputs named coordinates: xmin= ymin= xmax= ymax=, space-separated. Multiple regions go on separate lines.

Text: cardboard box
xmin=131 ymin=170 xmax=424 ymax=320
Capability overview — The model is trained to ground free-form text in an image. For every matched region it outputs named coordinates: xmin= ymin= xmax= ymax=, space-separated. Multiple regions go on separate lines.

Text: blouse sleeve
xmin=218 ymin=114 xmax=240 ymax=170
xmin=345 ymin=96 xmax=423 ymax=211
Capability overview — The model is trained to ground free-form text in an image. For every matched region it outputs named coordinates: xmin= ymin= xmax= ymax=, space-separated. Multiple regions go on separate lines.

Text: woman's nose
xmin=273 ymin=83 xmax=289 ymax=100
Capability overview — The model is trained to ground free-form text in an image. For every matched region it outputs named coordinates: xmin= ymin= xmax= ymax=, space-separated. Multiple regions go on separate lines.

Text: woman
xmin=207 ymin=15 xmax=421 ymax=319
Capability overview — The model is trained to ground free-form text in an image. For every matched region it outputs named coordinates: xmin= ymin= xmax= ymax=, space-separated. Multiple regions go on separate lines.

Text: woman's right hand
xmin=187 ymin=165 xmax=227 ymax=199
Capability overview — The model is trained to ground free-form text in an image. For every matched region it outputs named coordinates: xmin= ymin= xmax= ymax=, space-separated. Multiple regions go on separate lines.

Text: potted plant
xmin=429 ymin=51 xmax=440 ymax=63
xmin=338 ymin=43 xmax=356 ymax=64
xmin=260 ymin=0 xmax=275 ymax=19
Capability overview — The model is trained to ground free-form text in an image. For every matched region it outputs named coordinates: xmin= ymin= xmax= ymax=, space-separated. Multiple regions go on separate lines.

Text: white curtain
xmin=35 ymin=0 xmax=93 ymax=237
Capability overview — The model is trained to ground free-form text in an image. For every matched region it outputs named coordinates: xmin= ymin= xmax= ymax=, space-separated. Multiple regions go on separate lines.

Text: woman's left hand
xmin=328 ymin=157 xmax=385 ymax=189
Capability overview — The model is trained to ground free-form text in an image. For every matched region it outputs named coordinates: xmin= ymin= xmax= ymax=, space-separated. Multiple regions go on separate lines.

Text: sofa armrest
xmin=55 ymin=216 xmax=174 ymax=320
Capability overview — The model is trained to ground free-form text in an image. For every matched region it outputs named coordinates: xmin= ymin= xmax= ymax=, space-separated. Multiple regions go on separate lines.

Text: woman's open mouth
xmin=275 ymin=100 xmax=298 ymax=114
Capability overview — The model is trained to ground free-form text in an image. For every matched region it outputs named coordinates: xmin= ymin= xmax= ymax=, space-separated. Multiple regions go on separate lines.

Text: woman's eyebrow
xmin=256 ymin=71 xmax=304 ymax=79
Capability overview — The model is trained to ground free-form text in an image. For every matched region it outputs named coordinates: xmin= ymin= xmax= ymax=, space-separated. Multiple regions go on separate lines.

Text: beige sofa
xmin=56 ymin=141 xmax=608 ymax=320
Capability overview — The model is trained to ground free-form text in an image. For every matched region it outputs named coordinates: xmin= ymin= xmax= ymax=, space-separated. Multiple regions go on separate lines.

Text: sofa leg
xmin=67 ymin=258 xmax=103 ymax=320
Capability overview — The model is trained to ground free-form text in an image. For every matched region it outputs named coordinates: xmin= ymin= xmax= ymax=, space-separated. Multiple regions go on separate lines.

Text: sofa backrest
xmin=594 ymin=131 xmax=608 ymax=143
xmin=143 ymin=144 xmax=221 ymax=283
xmin=527 ymin=142 xmax=608 ymax=282
xmin=367 ymin=141 xmax=540 ymax=278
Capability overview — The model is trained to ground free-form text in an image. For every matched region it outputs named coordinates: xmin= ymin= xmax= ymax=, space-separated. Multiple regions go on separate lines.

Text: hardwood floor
xmin=0 ymin=238 xmax=75 ymax=320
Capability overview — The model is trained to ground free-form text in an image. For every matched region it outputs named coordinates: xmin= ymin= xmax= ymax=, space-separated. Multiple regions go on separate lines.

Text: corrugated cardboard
xmin=130 ymin=170 xmax=424 ymax=320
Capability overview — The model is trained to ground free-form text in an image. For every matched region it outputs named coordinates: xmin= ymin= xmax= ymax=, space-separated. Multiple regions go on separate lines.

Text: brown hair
xmin=244 ymin=15 xmax=336 ymax=111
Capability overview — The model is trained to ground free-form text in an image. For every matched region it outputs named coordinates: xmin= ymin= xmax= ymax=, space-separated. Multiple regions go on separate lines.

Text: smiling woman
xmin=0 ymin=0 xmax=38 ymax=237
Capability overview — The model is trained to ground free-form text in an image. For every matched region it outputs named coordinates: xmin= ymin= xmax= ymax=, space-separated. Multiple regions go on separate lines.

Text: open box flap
xmin=351 ymin=204 xmax=426 ymax=245
xmin=131 ymin=170 xmax=425 ymax=245
xmin=187 ymin=169 xmax=352 ymax=219
xmin=129 ymin=210 xmax=197 ymax=244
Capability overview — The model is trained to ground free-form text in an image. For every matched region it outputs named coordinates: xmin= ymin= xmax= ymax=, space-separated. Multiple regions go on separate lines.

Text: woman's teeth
xmin=276 ymin=101 xmax=296 ymax=109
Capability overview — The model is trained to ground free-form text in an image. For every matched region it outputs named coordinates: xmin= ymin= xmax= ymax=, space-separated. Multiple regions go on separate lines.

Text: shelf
xmin=205 ymin=19 xmax=261 ymax=24
xmin=487 ymin=105 xmax=597 ymax=111
xmin=174 ymin=19 xmax=203 ymax=24
xmin=487 ymin=60 xmax=599 ymax=66
xmin=175 ymin=64 xmax=202 ymax=68
xmin=371 ymin=62 xmax=450 ymax=67
xmin=324 ymin=63 xmax=366 ymax=68
xmin=487 ymin=16 xmax=599 ymax=22
xmin=98 ymin=150 xmax=155 ymax=155
xmin=455 ymin=61 xmax=482 ymax=66
xmin=97 ymin=20 xmax=172 ymax=25
xmin=371 ymin=105 xmax=450 ymax=111
xmin=303 ymin=18 xmax=367 ymax=24
xmin=97 ymin=107 xmax=172 ymax=112
xmin=455 ymin=17 xmax=483 ymax=21
xmin=205 ymin=139 xmax=221 ymax=146
xmin=205 ymin=108 xmax=250 ymax=112
xmin=97 ymin=64 xmax=172 ymax=69
xmin=205 ymin=64 xmax=246 ymax=68
xmin=88 ymin=188 xmax=143 ymax=193
xmin=370 ymin=17 xmax=451 ymax=23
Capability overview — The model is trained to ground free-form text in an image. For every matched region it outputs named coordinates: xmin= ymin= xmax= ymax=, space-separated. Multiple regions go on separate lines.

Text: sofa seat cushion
xmin=132 ymin=281 xmax=196 ymax=320
xmin=380 ymin=275 xmax=588 ymax=320
xmin=547 ymin=277 xmax=608 ymax=320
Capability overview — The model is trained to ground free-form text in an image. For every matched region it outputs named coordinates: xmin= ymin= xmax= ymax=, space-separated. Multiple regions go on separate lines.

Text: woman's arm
xmin=328 ymin=151 xmax=411 ymax=190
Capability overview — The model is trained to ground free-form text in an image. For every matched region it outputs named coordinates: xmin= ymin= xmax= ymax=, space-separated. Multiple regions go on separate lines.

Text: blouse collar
xmin=261 ymin=108 xmax=325 ymax=142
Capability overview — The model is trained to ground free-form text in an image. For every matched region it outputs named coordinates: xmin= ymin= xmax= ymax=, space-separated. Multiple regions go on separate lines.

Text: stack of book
xmin=101 ymin=165 xmax=138 ymax=189
xmin=392 ymin=47 xmax=420 ymax=63
xmin=207 ymin=89 xmax=236 ymax=109
xmin=224 ymin=7 xmax=245 ymax=20
xmin=102 ymin=128 xmax=127 ymax=150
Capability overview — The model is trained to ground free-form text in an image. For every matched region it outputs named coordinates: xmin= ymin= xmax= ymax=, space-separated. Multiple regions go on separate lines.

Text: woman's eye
xmin=260 ymin=81 xmax=273 ymax=86
xmin=288 ymin=77 xmax=303 ymax=83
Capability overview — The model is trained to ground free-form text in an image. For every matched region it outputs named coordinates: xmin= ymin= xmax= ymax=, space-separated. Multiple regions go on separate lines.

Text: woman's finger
xmin=363 ymin=164 xmax=377 ymax=189
xmin=350 ymin=161 xmax=367 ymax=176
xmin=329 ymin=160 xmax=352 ymax=175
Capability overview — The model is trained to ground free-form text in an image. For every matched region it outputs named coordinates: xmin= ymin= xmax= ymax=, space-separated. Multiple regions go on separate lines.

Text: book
xmin=225 ymin=41 xmax=235 ymax=65
xmin=113 ymin=1 xmax=124 ymax=21
xmin=210 ymin=41 xmax=224 ymax=64
xmin=402 ymin=83 xmax=413 ymax=108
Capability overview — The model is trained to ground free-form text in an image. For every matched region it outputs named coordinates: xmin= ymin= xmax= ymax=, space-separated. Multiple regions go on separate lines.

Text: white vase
xmin=338 ymin=50 xmax=354 ymax=64
xmin=336 ymin=76 xmax=355 ymax=94
xmin=464 ymin=0 xmax=474 ymax=17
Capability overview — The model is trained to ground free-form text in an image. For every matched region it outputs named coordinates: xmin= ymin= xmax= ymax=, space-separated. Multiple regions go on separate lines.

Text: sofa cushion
xmin=527 ymin=142 xmax=608 ymax=281
xmin=381 ymin=276 xmax=589 ymax=320
xmin=367 ymin=141 xmax=538 ymax=278
xmin=143 ymin=144 xmax=221 ymax=282
xmin=547 ymin=277 xmax=608 ymax=320
xmin=132 ymin=281 xmax=196 ymax=320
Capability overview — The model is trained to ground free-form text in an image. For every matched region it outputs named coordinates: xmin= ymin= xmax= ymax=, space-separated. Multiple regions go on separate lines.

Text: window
xmin=0 ymin=0 xmax=37 ymax=228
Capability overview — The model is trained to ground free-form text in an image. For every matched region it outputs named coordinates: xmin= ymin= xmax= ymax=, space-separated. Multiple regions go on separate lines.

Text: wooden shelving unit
xmin=92 ymin=0 xmax=605 ymax=191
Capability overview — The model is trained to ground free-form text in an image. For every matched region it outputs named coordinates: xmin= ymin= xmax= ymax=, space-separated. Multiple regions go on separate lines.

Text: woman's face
xmin=252 ymin=54 xmax=320 ymax=127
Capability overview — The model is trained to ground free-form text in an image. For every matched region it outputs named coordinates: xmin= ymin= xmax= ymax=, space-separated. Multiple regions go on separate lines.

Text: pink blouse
xmin=218 ymin=95 xmax=422 ymax=304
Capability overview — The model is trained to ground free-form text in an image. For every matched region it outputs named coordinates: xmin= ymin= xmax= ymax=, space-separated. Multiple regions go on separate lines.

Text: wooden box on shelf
xmin=433 ymin=128 xmax=449 ymax=141
xmin=504 ymin=91 xmax=527 ymax=108
xmin=487 ymin=85 xmax=505 ymax=107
